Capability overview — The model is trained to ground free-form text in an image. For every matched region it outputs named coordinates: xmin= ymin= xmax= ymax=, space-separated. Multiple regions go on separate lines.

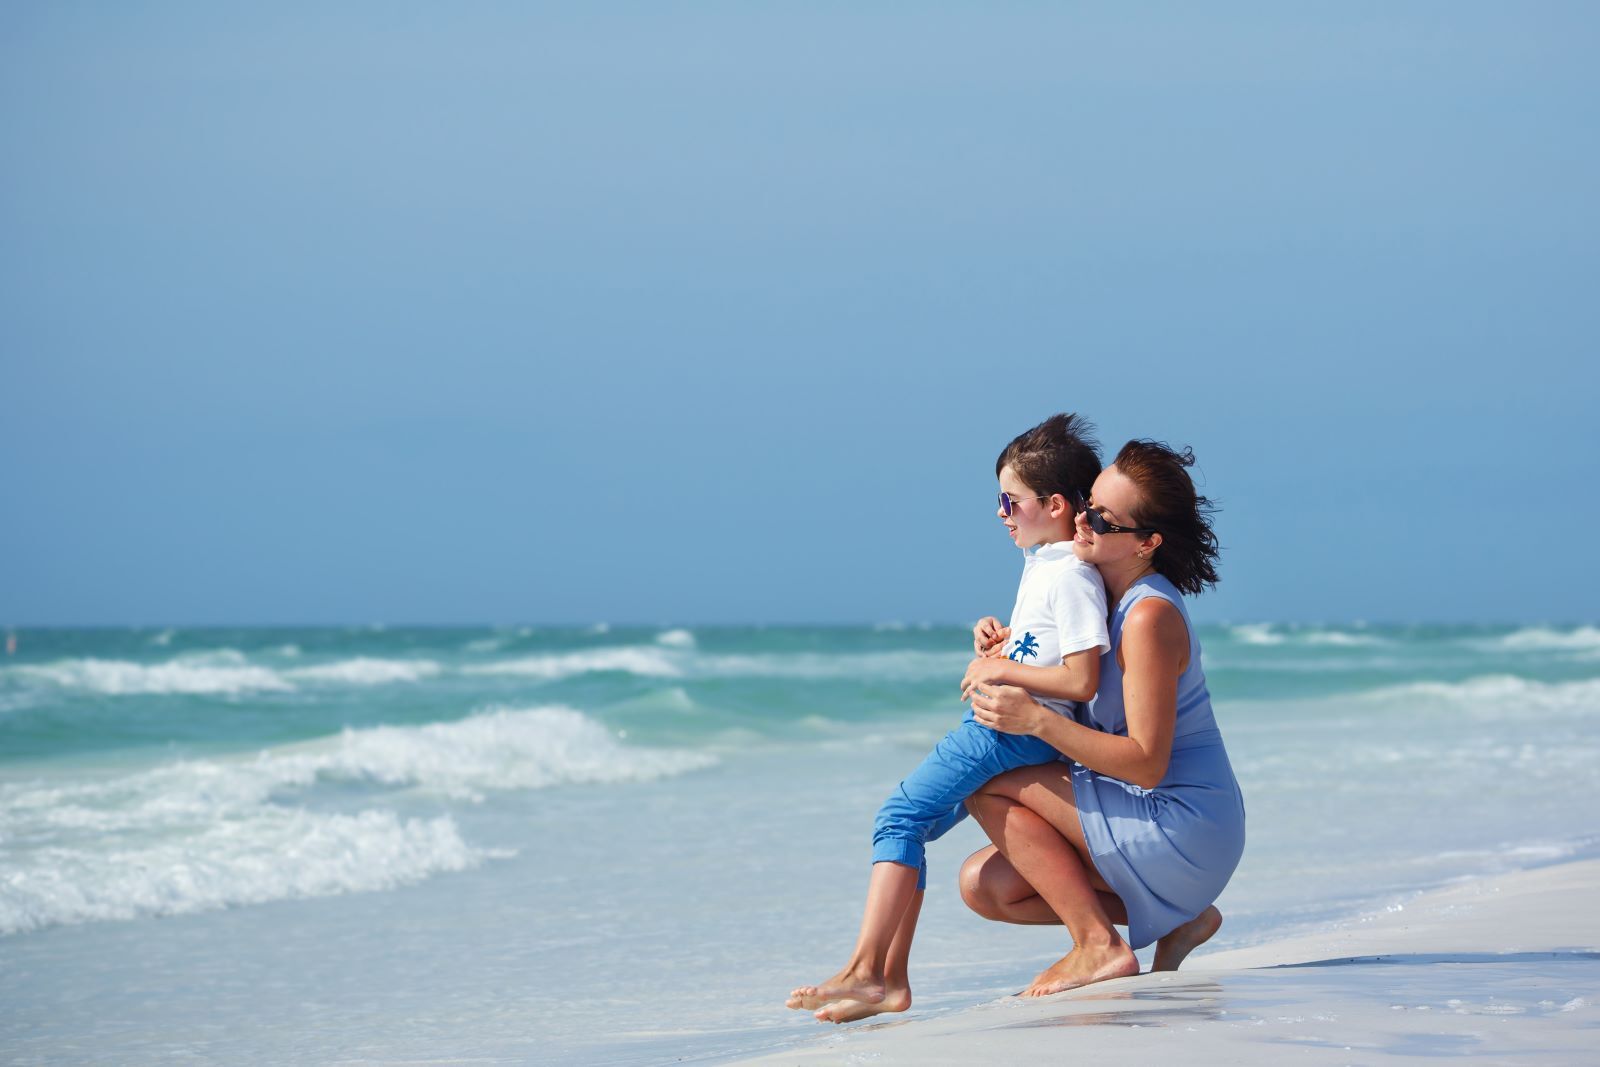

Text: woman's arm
xmin=961 ymin=646 xmax=1099 ymax=703
xmin=970 ymin=599 xmax=1186 ymax=790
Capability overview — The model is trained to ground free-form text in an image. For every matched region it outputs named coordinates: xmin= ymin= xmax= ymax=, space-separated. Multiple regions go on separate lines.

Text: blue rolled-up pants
xmin=872 ymin=713 xmax=1064 ymax=890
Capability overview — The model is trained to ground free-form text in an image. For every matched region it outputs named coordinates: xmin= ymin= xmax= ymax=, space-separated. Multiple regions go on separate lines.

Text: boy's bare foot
xmin=786 ymin=968 xmax=886 ymax=1012
xmin=1021 ymin=942 xmax=1139 ymax=997
xmin=813 ymin=986 xmax=911 ymax=1024
xmin=1153 ymin=905 xmax=1222 ymax=972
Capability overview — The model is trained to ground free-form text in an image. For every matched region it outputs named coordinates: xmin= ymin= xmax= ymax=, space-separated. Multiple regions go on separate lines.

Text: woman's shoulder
xmin=1120 ymin=594 xmax=1187 ymax=649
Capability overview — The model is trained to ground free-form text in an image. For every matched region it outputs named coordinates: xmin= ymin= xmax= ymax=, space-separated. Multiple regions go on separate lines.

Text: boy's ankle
xmin=842 ymin=961 xmax=885 ymax=985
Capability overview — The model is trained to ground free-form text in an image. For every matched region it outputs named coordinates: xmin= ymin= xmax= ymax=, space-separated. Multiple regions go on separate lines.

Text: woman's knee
xmin=958 ymin=847 xmax=1009 ymax=920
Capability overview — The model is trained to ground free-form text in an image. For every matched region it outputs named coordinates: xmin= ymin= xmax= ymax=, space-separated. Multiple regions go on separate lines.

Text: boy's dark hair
xmin=995 ymin=413 xmax=1102 ymax=508
xmin=1114 ymin=439 xmax=1221 ymax=596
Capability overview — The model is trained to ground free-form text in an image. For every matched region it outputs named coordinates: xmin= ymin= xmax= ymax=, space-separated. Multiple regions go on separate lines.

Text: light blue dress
xmin=1070 ymin=574 xmax=1246 ymax=949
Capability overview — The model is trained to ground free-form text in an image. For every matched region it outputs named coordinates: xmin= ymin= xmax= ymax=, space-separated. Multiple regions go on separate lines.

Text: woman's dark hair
xmin=1114 ymin=439 xmax=1221 ymax=596
xmin=995 ymin=413 xmax=1102 ymax=506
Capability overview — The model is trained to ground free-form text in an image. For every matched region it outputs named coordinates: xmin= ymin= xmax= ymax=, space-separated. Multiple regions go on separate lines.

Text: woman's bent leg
xmin=1153 ymin=905 xmax=1223 ymax=971
xmin=968 ymin=770 xmax=1139 ymax=995
xmin=959 ymin=843 xmax=1128 ymax=928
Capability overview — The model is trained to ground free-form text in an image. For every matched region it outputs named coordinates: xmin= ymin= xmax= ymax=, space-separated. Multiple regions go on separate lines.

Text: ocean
xmin=2 ymin=622 xmax=1597 ymax=1064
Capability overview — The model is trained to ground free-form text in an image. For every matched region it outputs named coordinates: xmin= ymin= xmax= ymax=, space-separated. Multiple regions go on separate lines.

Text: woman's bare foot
xmin=1153 ymin=905 xmax=1222 ymax=972
xmin=786 ymin=967 xmax=886 ymax=1012
xmin=814 ymin=986 xmax=912 ymax=1024
xmin=1021 ymin=942 xmax=1139 ymax=997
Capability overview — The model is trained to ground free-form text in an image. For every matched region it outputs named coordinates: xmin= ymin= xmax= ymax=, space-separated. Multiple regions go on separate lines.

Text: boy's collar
xmin=1024 ymin=539 xmax=1076 ymax=560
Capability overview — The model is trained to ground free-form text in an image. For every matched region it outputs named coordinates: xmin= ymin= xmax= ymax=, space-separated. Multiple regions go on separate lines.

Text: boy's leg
xmin=787 ymin=861 xmax=920 ymax=1011
xmin=873 ymin=720 xmax=1058 ymax=874
xmin=813 ymin=884 xmax=924 ymax=1023
xmin=790 ymin=723 xmax=1057 ymax=1018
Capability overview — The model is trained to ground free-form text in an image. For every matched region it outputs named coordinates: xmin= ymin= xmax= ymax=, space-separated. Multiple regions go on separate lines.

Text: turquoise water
xmin=2 ymin=623 xmax=1598 ymax=1063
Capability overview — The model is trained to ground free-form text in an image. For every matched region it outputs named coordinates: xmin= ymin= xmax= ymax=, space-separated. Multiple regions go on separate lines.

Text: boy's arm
xmin=961 ymin=648 xmax=1099 ymax=703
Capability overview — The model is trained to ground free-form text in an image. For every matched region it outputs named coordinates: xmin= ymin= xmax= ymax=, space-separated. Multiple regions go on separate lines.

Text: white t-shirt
xmin=1004 ymin=540 xmax=1110 ymax=718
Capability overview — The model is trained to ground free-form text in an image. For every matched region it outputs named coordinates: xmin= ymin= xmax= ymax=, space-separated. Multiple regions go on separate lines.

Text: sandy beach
xmin=741 ymin=858 xmax=1600 ymax=1064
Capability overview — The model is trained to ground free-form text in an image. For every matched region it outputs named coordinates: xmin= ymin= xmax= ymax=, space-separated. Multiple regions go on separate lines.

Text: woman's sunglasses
xmin=998 ymin=489 xmax=1158 ymax=536
xmin=1078 ymin=492 xmax=1159 ymax=537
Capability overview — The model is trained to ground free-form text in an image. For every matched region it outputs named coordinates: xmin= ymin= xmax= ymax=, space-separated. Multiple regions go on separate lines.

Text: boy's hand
xmin=972 ymin=617 xmax=1011 ymax=657
xmin=961 ymin=656 xmax=1012 ymax=702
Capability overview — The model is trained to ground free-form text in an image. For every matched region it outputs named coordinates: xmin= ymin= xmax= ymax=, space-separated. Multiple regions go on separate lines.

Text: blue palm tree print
xmin=1008 ymin=632 xmax=1040 ymax=663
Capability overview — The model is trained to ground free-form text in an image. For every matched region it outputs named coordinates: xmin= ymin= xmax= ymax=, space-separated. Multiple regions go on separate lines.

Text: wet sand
xmin=739 ymin=858 xmax=1600 ymax=1064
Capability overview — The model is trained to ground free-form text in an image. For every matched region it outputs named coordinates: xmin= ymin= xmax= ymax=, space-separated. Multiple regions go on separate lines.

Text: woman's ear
xmin=1140 ymin=532 xmax=1163 ymax=559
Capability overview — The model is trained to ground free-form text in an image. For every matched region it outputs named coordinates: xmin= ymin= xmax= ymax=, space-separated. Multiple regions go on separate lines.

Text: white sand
xmin=741 ymin=859 xmax=1600 ymax=1064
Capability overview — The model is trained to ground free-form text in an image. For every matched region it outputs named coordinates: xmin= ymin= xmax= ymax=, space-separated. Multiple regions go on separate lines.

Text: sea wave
xmin=1227 ymin=623 xmax=1383 ymax=647
xmin=3 ymin=652 xmax=443 ymax=695
xmin=461 ymin=645 xmax=964 ymax=683
xmin=1230 ymin=624 xmax=1286 ymax=646
xmin=5 ymin=652 xmax=293 ymax=696
xmin=0 ymin=808 xmax=484 ymax=935
xmin=463 ymin=647 xmax=684 ymax=680
xmin=655 ymin=628 xmax=697 ymax=648
xmin=0 ymin=705 xmax=713 ymax=934
xmin=1 ymin=705 xmax=716 ymax=831
xmin=1356 ymin=674 xmax=1600 ymax=716
xmin=304 ymin=704 xmax=717 ymax=799
xmin=1478 ymin=625 xmax=1600 ymax=655
xmin=694 ymin=650 xmax=966 ymax=680
xmin=1298 ymin=630 xmax=1384 ymax=647
xmin=284 ymin=657 xmax=443 ymax=686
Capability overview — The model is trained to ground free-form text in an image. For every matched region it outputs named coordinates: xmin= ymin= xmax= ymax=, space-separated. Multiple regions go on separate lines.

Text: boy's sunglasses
xmin=997 ymin=492 xmax=1050 ymax=517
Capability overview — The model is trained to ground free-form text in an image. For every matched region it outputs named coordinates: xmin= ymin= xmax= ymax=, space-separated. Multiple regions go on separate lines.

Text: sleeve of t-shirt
xmin=1052 ymin=563 xmax=1110 ymax=657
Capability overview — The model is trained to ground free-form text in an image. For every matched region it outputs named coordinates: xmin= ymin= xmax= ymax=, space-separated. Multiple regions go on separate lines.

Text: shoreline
xmin=737 ymin=857 xmax=1600 ymax=1064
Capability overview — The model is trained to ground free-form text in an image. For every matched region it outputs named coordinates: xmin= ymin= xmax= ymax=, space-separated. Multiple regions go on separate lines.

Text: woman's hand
xmin=972 ymin=617 xmax=1011 ymax=657
xmin=969 ymin=684 xmax=1050 ymax=737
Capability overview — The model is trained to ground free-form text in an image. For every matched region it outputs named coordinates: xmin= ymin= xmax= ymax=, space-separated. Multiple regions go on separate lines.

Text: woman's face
xmin=1073 ymin=465 xmax=1153 ymax=566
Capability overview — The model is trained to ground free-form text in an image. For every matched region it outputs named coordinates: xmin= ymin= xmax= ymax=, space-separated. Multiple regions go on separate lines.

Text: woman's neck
xmin=1100 ymin=559 xmax=1156 ymax=607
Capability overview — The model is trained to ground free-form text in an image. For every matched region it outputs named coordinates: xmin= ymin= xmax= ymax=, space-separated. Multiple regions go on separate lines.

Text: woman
xmin=960 ymin=438 xmax=1245 ymax=996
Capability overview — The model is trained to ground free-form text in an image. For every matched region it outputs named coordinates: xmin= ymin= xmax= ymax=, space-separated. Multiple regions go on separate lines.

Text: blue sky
xmin=3 ymin=3 xmax=1596 ymax=626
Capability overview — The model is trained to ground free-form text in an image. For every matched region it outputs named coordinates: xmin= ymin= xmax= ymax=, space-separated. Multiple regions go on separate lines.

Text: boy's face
xmin=997 ymin=464 xmax=1061 ymax=549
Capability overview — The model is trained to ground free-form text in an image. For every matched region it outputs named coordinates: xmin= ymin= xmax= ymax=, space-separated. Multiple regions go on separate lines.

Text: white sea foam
xmin=1230 ymin=623 xmax=1286 ymax=645
xmin=0 ymin=809 xmax=483 ymax=935
xmin=464 ymin=647 xmax=684 ymax=679
xmin=1227 ymin=623 xmax=1382 ymax=647
xmin=1480 ymin=625 xmax=1600 ymax=655
xmin=694 ymin=650 xmax=965 ymax=680
xmin=0 ymin=705 xmax=713 ymax=934
xmin=656 ymin=628 xmax=696 ymax=648
xmin=4 ymin=652 xmax=445 ymax=695
xmin=1358 ymin=674 xmax=1600 ymax=716
xmin=1298 ymin=630 xmax=1384 ymax=647
xmin=304 ymin=705 xmax=717 ymax=800
xmin=465 ymin=646 xmax=963 ymax=682
xmin=284 ymin=657 xmax=443 ymax=685
xmin=6 ymin=652 xmax=293 ymax=696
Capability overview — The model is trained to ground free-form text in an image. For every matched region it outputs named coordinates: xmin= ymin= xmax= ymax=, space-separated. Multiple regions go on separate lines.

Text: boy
xmin=787 ymin=413 xmax=1109 ymax=1023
